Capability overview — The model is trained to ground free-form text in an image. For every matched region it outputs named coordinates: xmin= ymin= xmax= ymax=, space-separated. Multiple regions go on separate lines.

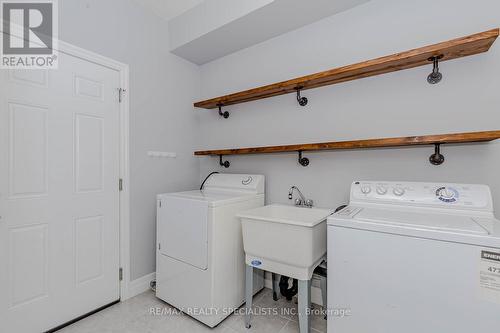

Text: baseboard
xmin=127 ymin=272 xmax=156 ymax=298
xmin=263 ymin=272 xmax=324 ymax=306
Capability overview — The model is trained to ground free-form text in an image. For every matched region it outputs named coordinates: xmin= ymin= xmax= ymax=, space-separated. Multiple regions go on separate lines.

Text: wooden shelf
xmin=194 ymin=131 xmax=500 ymax=156
xmin=194 ymin=29 xmax=499 ymax=109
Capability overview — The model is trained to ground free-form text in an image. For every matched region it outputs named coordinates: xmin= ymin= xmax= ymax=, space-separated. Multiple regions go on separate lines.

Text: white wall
xmin=59 ymin=0 xmax=201 ymax=280
xmin=198 ymin=0 xmax=500 ymax=213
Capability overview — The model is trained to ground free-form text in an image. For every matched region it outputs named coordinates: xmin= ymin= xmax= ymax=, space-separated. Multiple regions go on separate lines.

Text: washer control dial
xmin=393 ymin=187 xmax=405 ymax=196
xmin=360 ymin=185 xmax=372 ymax=194
xmin=436 ymin=186 xmax=459 ymax=203
xmin=376 ymin=186 xmax=388 ymax=195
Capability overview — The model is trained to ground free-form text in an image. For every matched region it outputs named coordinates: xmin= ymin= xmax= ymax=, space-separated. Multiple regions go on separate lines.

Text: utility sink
xmin=238 ymin=204 xmax=333 ymax=280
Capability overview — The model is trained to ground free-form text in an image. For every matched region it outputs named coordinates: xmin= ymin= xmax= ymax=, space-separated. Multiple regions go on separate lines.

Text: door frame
xmin=55 ymin=40 xmax=132 ymax=300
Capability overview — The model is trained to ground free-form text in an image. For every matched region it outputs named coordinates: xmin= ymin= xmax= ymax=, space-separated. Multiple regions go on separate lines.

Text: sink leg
xmin=320 ymin=275 xmax=327 ymax=320
xmin=298 ymin=279 xmax=311 ymax=333
xmin=245 ymin=265 xmax=253 ymax=329
xmin=272 ymin=273 xmax=280 ymax=301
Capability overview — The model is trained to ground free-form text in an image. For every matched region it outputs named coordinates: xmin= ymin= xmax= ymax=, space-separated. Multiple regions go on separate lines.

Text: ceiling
xmin=169 ymin=0 xmax=371 ymax=64
xmin=132 ymin=0 xmax=204 ymax=21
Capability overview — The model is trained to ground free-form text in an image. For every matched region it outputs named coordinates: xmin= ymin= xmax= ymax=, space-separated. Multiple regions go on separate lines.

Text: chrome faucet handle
xmin=295 ymin=198 xmax=302 ymax=206
xmin=305 ymin=199 xmax=314 ymax=208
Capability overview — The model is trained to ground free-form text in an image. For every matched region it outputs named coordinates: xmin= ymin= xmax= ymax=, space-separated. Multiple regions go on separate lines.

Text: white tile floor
xmin=59 ymin=288 xmax=327 ymax=333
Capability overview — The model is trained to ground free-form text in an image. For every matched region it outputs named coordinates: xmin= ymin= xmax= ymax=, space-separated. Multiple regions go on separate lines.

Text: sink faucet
xmin=288 ymin=186 xmax=314 ymax=208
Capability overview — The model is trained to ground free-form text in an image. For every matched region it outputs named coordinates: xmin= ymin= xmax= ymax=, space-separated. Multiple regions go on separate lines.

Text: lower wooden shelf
xmin=194 ymin=131 xmax=500 ymax=167
xmin=195 ymin=131 xmax=500 ymax=156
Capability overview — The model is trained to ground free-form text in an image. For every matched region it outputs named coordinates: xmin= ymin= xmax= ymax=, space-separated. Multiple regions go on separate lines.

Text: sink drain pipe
xmin=279 ymin=276 xmax=298 ymax=301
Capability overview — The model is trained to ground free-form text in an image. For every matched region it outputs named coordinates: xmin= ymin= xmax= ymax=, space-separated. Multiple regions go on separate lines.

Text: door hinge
xmin=118 ymin=88 xmax=126 ymax=103
xmin=119 ymin=267 xmax=123 ymax=281
xmin=119 ymin=178 xmax=123 ymax=191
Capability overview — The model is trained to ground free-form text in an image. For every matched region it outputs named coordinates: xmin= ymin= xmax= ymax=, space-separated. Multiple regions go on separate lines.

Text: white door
xmin=0 ymin=50 xmax=121 ymax=332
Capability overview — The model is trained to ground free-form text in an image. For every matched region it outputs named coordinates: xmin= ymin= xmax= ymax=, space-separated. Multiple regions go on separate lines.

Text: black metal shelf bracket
xmin=298 ymin=151 xmax=310 ymax=167
xmin=427 ymin=55 xmax=444 ymax=84
xmin=429 ymin=143 xmax=445 ymax=165
xmin=217 ymin=104 xmax=230 ymax=119
xmin=295 ymin=87 xmax=308 ymax=106
xmin=219 ymin=155 xmax=230 ymax=168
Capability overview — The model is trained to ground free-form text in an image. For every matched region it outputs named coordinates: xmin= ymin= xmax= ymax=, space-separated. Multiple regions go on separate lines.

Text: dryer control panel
xmin=203 ymin=174 xmax=265 ymax=194
xmin=350 ymin=181 xmax=493 ymax=212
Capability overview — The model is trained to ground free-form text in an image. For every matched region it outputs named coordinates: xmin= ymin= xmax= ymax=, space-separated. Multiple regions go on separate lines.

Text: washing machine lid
xmin=354 ymin=207 xmax=488 ymax=235
xmin=329 ymin=206 xmax=500 ymax=247
xmin=160 ymin=190 xmax=261 ymax=207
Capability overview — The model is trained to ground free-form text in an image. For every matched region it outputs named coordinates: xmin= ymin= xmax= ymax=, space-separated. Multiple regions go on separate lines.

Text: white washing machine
xmin=156 ymin=174 xmax=265 ymax=327
xmin=327 ymin=181 xmax=500 ymax=333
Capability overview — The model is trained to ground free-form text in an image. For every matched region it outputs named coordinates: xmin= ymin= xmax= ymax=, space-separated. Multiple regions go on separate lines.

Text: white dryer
xmin=327 ymin=181 xmax=500 ymax=333
xmin=156 ymin=174 xmax=265 ymax=327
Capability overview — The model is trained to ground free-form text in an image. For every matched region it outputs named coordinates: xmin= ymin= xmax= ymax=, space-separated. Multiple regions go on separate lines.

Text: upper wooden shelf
xmin=194 ymin=131 xmax=500 ymax=156
xmin=194 ymin=29 xmax=499 ymax=109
